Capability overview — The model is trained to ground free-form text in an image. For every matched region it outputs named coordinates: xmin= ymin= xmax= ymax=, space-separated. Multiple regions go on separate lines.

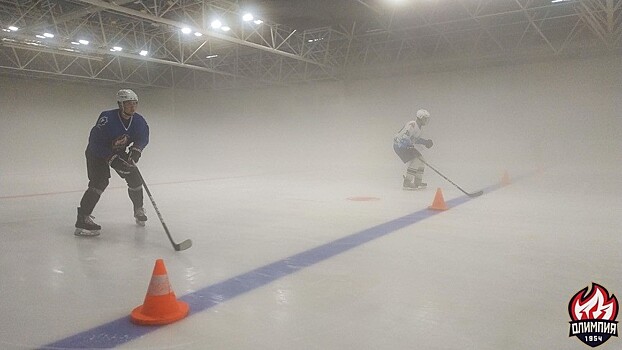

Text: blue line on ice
xmin=41 ymin=182 xmax=504 ymax=349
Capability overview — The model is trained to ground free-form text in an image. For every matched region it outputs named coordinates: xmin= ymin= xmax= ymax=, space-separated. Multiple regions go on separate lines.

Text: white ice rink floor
xmin=1 ymin=163 xmax=621 ymax=350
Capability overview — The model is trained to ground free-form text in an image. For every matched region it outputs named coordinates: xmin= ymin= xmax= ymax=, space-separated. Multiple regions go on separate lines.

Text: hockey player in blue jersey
xmin=393 ymin=109 xmax=433 ymax=190
xmin=74 ymin=89 xmax=150 ymax=236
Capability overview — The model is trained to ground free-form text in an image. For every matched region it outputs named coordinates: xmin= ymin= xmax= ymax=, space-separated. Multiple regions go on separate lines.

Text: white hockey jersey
xmin=394 ymin=120 xmax=425 ymax=151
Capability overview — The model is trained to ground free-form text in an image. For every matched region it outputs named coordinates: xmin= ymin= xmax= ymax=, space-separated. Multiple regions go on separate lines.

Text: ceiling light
xmin=35 ymin=35 xmax=45 ymax=39
xmin=242 ymin=13 xmax=254 ymax=22
xmin=78 ymin=39 xmax=89 ymax=45
xmin=253 ymin=19 xmax=263 ymax=25
xmin=181 ymin=27 xmax=192 ymax=34
xmin=71 ymin=41 xmax=80 ymax=45
xmin=194 ymin=32 xmax=203 ymax=37
xmin=221 ymin=26 xmax=231 ymax=32
xmin=211 ymin=20 xmax=222 ymax=29
xmin=112 ymin=46 xmax=123 ymax=51
xmin=8 ymin=26 xmax=18 ymax=31
xmin=43 ymin=32 xmax=54 ymax=38
xmin=206 ymin=54 xmax=218 ymax=59
xmin=139 ymin=50 xmax=148 ymax=56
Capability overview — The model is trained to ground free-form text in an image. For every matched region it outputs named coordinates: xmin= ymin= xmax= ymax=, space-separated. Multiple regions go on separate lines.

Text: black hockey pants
xmin=78 ymin=150 xmax=143 ymax=216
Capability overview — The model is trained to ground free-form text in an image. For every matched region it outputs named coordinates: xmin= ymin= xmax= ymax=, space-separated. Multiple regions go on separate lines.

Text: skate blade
xmin=74 ymin=228 xmax=101 ymax=237
xmin=135 ymin=219 xmax=146 ymax=226
xmin=403 ymin=187 xmax=426 ymax=191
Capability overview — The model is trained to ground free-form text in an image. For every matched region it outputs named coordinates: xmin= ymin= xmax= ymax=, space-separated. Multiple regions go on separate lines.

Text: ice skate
xmin=402 ymin=175 xmax=418 ymax=191
xmin=74 ymin=208 xmax=101 ymax=236
xmin=134 ymin=207 xmax=147 ymax=226
xmin=414 ymin=180 xmax=427 ymax=190
xmin=403 ymin=176 xmax=427 ymax=191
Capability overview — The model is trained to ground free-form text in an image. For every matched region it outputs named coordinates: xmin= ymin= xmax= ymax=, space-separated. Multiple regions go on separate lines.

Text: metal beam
xmin=73 ymin=0 xmax=328 ymax=68
xmin=0 ymin=30 xmax=239 ymax=78
xmin=514 ymin=0 xmax=557 ymax=53
xmin=22 ymin=0 xmax=136 ymax=32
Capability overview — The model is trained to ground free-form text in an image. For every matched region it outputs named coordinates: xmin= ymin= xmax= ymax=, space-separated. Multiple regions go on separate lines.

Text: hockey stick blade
xmin=174 ymin=239 xmax=193 ymax=251
xmin=467 ymin=190 xmax=484 ymax=198
xmin=419 ymin=158 xmax=483 ymax=199
xmin=133 ymin=162 xmax=193 ymax=252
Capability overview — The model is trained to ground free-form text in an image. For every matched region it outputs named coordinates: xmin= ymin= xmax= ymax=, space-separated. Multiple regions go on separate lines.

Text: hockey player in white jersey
xmin=393 ymin=109 xmax=433 ymax=190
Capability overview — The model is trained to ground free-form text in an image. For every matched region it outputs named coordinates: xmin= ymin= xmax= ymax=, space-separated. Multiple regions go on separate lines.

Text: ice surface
xmin=0 ymin=55 xmax=620 ymax=349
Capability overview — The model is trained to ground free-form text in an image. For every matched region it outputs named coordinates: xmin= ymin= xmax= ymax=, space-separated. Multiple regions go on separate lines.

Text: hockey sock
xmin=414 ymin=166 xmax=425 ymax=185
xmin=128 ymin=185 xmax=144 ymax=209
xmin=79 ymin=187 xmax=102 ymax=215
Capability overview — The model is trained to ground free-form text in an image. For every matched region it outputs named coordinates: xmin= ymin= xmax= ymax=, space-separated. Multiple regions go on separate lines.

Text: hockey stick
xmin=132 ymin=164 xmax=192 ymax=251
xmin=418 ymin=158 xmax=484 ymax=197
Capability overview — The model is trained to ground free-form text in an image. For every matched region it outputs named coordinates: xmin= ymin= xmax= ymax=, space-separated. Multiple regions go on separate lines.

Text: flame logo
xmin=112 ymin=134 xmax=130 ymax=151
xmin=569 ymin=283 xmax=618 ymax=321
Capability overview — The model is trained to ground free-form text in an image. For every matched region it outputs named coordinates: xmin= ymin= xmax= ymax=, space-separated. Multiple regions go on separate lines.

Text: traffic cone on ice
xmin=131 ymin=259 xmax=189 ymax=326
xmin=501 ymin=170 xmax=511 ymax=185
xmin=428 ymin=188 xmax=448 ymax=211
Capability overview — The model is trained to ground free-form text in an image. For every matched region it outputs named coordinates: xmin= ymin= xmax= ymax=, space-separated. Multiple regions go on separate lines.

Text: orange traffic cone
xmin=131 ymin=259 xmax=189 ymax=326
xmin=501 ymin=170 xmax=511 ymax=185
xmin=428 ymin=188 xmax=448 ymax=211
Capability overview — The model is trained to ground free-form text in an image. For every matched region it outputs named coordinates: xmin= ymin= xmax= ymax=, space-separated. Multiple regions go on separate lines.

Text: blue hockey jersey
xmin=86 ymin=109 xmax=149 ymax=159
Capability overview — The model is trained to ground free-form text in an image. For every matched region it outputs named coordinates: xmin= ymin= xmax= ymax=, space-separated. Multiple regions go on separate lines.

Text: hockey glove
xmin=109 ymin=154 xmax=134 ymax=176
xmin=129 ymin=146 xmax=142 ymax=164
xmin=424 ymin=139 xmax=433 ymax=149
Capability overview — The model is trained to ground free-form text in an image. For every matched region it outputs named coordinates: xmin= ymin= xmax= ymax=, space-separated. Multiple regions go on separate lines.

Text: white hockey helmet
xmin=416 ymin=109 xmax=430 ymax=119
xmin=117 ymin=89 xmax=138 ymax=103
xmin=416 ymin=109 xmax=430 ymax=126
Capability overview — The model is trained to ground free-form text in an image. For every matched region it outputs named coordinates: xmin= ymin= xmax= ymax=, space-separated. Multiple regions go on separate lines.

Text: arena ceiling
xmin=0 ymin=0 xmax=620 ymax=90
